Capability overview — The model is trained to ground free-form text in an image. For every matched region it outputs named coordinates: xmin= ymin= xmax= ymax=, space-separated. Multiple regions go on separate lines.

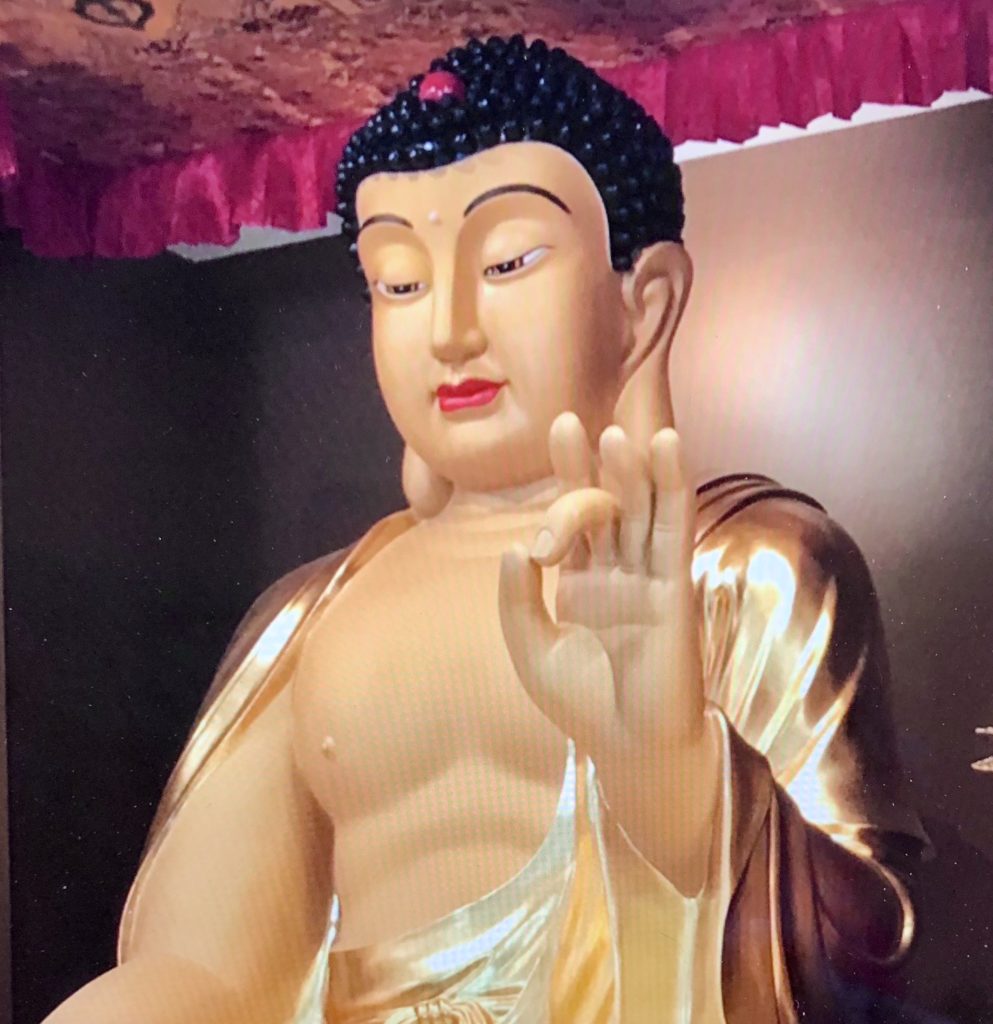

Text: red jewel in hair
xmin=418 ymin=70 xmax=466 ymax=104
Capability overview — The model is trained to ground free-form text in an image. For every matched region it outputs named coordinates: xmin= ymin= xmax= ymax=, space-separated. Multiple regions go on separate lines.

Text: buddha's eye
xmin=483 ymin=246 xmax=551 ymax=279
xmin=375 ymin=280 xmax=426 ymax=298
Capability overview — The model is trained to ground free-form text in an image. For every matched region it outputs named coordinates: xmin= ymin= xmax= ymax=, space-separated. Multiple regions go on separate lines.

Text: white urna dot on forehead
xmin=428 ymin=210 xmax=442 ymax=225
xmin=321 ymin=735 xmax=337 ymax=757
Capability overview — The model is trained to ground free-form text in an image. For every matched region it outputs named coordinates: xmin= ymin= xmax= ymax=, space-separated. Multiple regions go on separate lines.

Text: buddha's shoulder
xmin=694 ymin=473 xmax=876 ymax=599
xmin=221 ymin=511 xmax=416 ymax=661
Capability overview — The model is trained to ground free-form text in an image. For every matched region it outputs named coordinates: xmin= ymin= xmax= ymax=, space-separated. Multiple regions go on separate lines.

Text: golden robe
xmin=117 ymin=475 xmax=930 ymax=1022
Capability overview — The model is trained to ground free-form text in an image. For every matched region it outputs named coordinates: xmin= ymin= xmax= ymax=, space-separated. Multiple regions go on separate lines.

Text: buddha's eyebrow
xmin=463 ymin=184 xmax=572 ymax=218
xmin=357 ymin=213 xmax=414 ymax=234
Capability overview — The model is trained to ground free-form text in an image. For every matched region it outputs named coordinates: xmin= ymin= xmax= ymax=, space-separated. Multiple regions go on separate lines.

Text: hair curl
xmin=335 ymin=34 xmax=684 ymax=274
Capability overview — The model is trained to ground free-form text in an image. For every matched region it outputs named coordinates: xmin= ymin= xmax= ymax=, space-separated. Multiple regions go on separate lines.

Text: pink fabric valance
xmin=2 ymin=0 xmax=990 ymax=260
xmin=0 ymin=87 xmax=17 ymax=185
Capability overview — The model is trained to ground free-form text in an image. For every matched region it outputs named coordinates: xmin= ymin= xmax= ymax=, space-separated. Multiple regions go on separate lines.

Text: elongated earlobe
xmin=613 ymin=242 xmax=693 ymax=448
xmin=402 ymin=444 xmax=453 ymax=519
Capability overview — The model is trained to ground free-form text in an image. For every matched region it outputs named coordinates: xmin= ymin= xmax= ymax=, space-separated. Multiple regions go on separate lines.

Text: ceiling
xmin=1 ymin=0 xmax=873 ymax=169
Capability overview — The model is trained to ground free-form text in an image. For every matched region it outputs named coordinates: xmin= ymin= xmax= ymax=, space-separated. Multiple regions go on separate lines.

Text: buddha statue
xmin=46 ymin=34 xmax=930 ymax=1024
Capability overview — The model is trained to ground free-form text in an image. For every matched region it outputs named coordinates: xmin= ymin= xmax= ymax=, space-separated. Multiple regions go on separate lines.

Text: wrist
xmin=598 ymin=712 xmax=720 ymax=823
xmin=593 ymin=707 xmax=724 ymax=894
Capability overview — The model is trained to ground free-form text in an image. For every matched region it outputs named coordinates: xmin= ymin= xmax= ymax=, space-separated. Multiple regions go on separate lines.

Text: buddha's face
xmin=355 ymin=141 xmax=631 ymax=493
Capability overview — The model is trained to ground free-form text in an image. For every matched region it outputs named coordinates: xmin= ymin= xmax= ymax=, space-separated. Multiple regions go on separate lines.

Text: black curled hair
xmin=335 ymin=34 xmax=684 ymax=274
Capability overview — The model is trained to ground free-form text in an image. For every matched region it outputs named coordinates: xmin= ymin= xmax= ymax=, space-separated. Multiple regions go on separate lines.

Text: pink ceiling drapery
xmin=0 ymin=87 xmax=17 ymax=184
xmin=2 ymin=0 xmax=990 ymax=260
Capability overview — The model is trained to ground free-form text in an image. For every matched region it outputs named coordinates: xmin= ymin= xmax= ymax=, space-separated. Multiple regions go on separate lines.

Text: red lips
xmin=436 ymin=378 xmax=505 ymax=412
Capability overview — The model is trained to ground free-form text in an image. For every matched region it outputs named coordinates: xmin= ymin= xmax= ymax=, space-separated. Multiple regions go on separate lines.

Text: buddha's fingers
xmin=499 ymin=543 xmax=561 ymax=653
xmin=498 ymin=544 xmax=609 ymax=742
xmin=549 ymin=412 xmax=594 ymax=489
xmin=649 ymin=428 xmax=695 ymax=581
xmin=530 ymin=487 xmax=620 ymax=568
xmin=548 ymin=412 xmax=606 ymax=568
xmin=599 ymin=425 xmax=652 ymax=572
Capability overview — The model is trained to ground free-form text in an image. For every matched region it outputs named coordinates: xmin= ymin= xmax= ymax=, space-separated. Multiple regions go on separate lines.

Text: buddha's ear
xmin=613 ymin=242 xmax=693 ymax=448
xmin=402 ymin=444 xmax=453 ymax=519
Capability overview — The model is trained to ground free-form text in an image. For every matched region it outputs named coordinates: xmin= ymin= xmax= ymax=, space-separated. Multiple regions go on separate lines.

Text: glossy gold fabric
xmin=118 ymin=476 xmax=928 ymax=1022
xmin=327 ymin=742 xmax=582 ymax=1024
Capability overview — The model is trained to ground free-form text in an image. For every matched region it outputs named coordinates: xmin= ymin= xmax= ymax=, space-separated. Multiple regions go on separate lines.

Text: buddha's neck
xmin=415 ymin=475 xmax=559 ymax=557
xmin=441 ymin=474 xmax=561 ymax=520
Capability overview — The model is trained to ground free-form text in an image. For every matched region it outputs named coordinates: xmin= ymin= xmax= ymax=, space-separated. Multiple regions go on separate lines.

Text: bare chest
xmin=291 ymin=525 xmax=565 ymax=828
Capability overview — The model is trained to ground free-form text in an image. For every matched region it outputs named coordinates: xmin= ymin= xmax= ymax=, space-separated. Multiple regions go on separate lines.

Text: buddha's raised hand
xmin=498 ymin=410 xmax=721 ymax=893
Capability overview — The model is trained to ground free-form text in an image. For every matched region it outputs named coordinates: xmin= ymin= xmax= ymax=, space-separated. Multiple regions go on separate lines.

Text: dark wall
xmin=2 ymin=98 xmax=993 ymax=1023
xmin=0 ymin=231 xmax=402 ymax=1022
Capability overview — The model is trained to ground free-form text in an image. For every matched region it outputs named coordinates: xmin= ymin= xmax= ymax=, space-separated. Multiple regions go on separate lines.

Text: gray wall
xmin=676 ymin=99 xmax=993 ymax=859
xmin=2 ymin=97 xmax=992 ymax=1021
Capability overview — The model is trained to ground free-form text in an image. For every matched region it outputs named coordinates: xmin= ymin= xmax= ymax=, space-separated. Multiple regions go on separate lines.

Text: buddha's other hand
xmin=498 ymin=411 xmax=721 ymax=893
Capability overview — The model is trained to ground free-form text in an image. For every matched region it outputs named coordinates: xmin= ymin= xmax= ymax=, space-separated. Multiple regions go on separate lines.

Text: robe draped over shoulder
xmin=692 ymin=476 xmax=929 ymax=1021
xmin=118 ymin=477 xmax=928 ymax=1023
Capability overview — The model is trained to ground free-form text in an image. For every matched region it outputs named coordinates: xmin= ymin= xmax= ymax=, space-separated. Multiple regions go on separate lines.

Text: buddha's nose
xmin=430 ymin=285 xmax=486 ymax=363
xmin=430 ymin=325 xmax=487 ymax=363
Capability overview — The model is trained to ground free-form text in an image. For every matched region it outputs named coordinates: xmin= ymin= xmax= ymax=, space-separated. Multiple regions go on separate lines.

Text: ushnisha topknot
xmin=335 ymin=34 xmax=685 ymax=275
xmin=417 ymin=69 xmax=467 ymax=104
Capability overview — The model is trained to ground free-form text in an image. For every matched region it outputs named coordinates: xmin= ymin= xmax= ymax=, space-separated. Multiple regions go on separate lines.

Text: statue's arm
xmin=42 ymin=956 xmax=254 ymax=1024
xmin=44 ymin=683 xmax=332 ymax=1024
xmin=709 ymin=499 xmax=928 ymax=1017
